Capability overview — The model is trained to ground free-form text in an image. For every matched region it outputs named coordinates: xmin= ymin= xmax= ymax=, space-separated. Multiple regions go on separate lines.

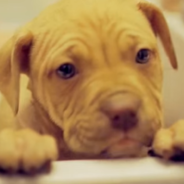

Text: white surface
xmin=0 ymin=158 xmax=184 ymax=184
xmin=0 ymin=0 xmax=184 ymax=184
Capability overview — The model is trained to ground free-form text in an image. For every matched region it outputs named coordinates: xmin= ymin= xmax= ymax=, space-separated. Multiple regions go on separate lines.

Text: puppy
xmin=0 ymin=0 xmax=183 ymax=173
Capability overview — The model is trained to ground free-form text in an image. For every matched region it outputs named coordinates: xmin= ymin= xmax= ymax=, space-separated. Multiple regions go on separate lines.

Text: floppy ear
xmin=138 ymin=1 xmax=178 ymax=69
xmin=0 ymin=30 xmax=33 ymax=114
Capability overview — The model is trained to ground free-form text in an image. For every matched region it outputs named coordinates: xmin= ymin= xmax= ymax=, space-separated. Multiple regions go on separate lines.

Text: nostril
xmin=100 ymin=149 xmax=108 ymax=156
xmin=113 ymin=115 xmax=120 ymax=121
xmin=130 ymin=111 xmax=136 ymax=118
xmin=112 ymin=111 xmax=136 ymax=122
xmin=112 ymin=109 xmax=138 ymax=131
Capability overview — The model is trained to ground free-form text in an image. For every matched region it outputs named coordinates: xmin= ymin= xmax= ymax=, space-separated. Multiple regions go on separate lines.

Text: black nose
xmin=101 ymin=94 xmax=141 ymax=131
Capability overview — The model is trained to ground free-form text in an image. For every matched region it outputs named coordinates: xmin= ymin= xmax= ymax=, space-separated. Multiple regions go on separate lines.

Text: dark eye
xmin=136 ymin=49 xmax=150 ymax=64
xmin=57 ymin=63 xmax=76 ymax=79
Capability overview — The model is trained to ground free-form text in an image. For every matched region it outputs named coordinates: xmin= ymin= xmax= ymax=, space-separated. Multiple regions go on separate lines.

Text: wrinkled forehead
xmin=31 ymin=3 xmax=156 ymax=70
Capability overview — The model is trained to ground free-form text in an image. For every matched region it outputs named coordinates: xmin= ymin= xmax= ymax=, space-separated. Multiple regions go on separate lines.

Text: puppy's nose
xmin=101 ymin=94 xmax=140 ymax=131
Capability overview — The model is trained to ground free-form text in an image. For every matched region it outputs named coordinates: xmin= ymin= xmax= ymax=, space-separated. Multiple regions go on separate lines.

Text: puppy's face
xmin=0 ymin=0 xmax=176 ymax=159
xmin=29 ymin=1 xmax=163 ymax=158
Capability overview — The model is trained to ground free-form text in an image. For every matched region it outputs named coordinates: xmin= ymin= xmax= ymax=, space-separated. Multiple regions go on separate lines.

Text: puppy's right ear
xmin=0 ymin=30 xmax=33 ymax=114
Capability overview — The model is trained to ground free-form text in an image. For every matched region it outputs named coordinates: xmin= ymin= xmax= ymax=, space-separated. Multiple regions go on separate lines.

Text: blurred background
xmin=0 ymin=0 xmax=184 ymax=126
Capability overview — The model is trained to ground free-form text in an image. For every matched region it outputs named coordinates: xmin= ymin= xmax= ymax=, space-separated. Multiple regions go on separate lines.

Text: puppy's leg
xmin=153 ymin=120 xmax=184 ymax=160
xmin=0 ymin=128 xmax=58 ymax=173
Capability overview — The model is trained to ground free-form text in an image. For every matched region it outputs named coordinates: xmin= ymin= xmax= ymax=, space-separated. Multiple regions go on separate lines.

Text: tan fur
xmin=0 ymin=0 xmax=182 ymax=172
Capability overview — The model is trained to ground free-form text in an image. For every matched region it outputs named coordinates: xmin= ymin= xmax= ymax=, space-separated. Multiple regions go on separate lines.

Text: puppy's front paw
xmin=152 ymin=120 xmax=184 ymax=161
xmin=0 ymin=128 xmax=58 ymax=173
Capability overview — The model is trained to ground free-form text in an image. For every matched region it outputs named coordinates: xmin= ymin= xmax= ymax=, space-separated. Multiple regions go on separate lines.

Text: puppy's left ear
xmin=0 ymin=30 xmax=33 ymax=114
xmin=138 ymin=1 xmax=178 ymax=69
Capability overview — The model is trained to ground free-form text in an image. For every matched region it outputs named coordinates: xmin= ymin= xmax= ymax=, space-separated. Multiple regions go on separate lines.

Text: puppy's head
xmin=0 ymin=0 xmax=177 ymax=158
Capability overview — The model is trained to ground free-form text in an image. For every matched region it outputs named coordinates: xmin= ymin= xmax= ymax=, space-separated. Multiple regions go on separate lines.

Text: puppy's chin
xmin=100 ymin=138 xmax=149 ymax=158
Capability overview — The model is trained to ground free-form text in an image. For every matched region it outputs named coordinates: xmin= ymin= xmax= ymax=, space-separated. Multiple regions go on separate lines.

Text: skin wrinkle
xmin=86 ymin=73 xmax=142 ymax=108
xmin=74 ymin=16 xmax=122 ymax=58
xmin=68 ymin=128 xmax=98 ymax=154
xmin=79 ymin=128 xmax=111 ymax=142
xmin=43 ymin=30 xmax=65 ymax=56
xmin=33 ymin=46 xmax=66 ymax=128
xmin=35 ymin=36 xmax=90 ymax=127
xmin=123 ymin=63 xmax=162 ymax=105
xmin=48 ymin=39 xmax=90 ymax=69
xmin=61 ymin=92 xmax=79 ymax=122
xmin=81 ymin=1 xmax=117 ymax=34
xmin=69 ymin=95 xmax=85 ymax=117
xmin=56 ymin=94 xmax=72 ymax=119
xmin=77 ymin=117 xmax=110 ymax=138
xmin=74 ymin=126 xmax=112 ymax=154
xmin=48 ymin=65 xmax=84 ymax=124
xmin=90 ymin=12 xmax=117 ymax=67
xmin=71 ymin=17 xmax=126 ymax=67
xmin=78 ymin=128 xmax=112 ymax=144
xmin=140 ymin=75 xmax=162 ymax=109
xmin=58 ymin=88 xmax=78 ymax=120
xmin=32 ymin=100 xmax=63 ymax=136
xmin=81 ymin=16 xmax=99 ymax=34
xmin=77 ymin=129 xmax=103 ymax=149
xmin=82 ymin=70 xmax=139 ymax=107
xmin=80 ymin=119 xmax=111 ymax=138
xmin=31 ymin=32 xmax=53 ymax=66
xmin=58 ymin=77 xmax=90 ymax=127
xmin=61 ymin=77 xmax=86 ymax=118
xmin=46 ymin=29 xmax=90 ymax=59
xmin=69 ymin=114 xmax=110 ymax=144
xmin=101 ymin=38 xmax=110 ymax=66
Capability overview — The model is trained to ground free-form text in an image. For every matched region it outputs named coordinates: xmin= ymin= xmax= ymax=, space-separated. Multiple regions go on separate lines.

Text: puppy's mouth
xmin=100 ymin=137 xmax=149 ymax=158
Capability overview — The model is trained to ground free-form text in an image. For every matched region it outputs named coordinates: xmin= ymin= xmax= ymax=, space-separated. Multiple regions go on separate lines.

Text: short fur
xmin=0 ymin=0 xmax=183 ymax=172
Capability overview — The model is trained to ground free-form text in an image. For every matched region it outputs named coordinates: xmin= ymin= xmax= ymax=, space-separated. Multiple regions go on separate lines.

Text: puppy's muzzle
xmin=101 ymin=93 xmax=141 ymax=131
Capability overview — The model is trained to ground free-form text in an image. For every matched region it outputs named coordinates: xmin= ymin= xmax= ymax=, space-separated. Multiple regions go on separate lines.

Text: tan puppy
xmin=0 ymin=0 xmax=183 ymax=172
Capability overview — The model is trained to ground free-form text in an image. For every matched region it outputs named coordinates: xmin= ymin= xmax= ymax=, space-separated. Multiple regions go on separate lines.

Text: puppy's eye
xmin=136 ymin=49 xmax=150 ymax=64
xmin=57 ymin=63 xmax=76 ymax=79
